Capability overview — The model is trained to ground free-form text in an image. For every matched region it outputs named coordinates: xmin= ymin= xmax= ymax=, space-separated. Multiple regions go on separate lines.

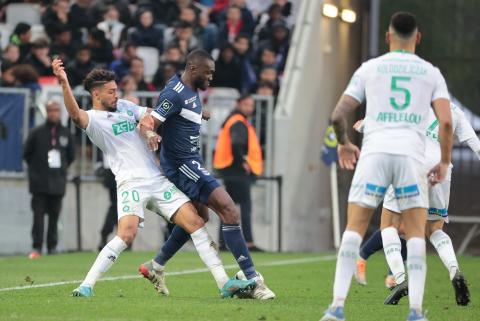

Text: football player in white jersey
xmin=379 ymin=103 xmax=477 ymax=306
xmin=352 ymin=103 xmax=478 ymax=306
xmin=51 ymin=59 xmax=255 ymax=298
xmin=320 ymin=12 xmax=453 ymax=321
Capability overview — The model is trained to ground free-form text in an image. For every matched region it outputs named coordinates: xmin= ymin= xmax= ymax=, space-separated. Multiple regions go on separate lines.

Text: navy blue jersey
xmin=152 ymin=75 xmax=202 ymax=160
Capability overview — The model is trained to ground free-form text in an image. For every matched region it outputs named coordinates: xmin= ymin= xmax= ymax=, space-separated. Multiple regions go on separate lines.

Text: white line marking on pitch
xmin=0 ymin=255 xmax=336 ymax=292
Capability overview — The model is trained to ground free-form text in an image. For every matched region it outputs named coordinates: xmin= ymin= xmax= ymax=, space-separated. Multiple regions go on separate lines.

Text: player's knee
xmin=221 ymin=202 xmax=240 ymax=224
xmin=190 ymin=215 xmax=205 ymax=230
xmin=118 ymin=227 xmax=137 ymax=245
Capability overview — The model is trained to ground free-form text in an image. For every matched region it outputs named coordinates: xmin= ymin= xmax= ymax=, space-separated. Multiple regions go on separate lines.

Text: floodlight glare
xmin=323 ymin=4 xmax=339 ymax=18
xmin=341 ymin=9 xmax=356 ymax=23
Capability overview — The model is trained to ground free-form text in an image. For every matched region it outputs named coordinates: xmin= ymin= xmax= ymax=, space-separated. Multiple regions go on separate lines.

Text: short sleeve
xmin=152 ymin=90 xmax=182 ymax=122
xmin=118 ymin=99 xmax=147 ymax=121
xmin=453 ymin=105 xmax=477 ymax=143
xmin=431 ymin=68 xmax=450 ymax=101
xmin=344 ymin=63 xmax=367 ymax=103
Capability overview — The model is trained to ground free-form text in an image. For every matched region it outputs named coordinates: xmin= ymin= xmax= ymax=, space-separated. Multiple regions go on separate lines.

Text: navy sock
xmin=359 ymin=229 xmax=383 ymax=260
xmin=400 ymin=236 xmax=407 ymax=262
xmin=222 ymin=224 xmax=256 ymax=279
xmin=154 ymin=225 xmax=191 ymax=266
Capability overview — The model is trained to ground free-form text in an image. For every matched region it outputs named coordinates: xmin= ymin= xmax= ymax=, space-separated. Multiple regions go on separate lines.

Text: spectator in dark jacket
xmin=41 ymin=0 xmax=74 ymax=40
xmin=9 ymin=22 xmax=32 ymax=62
xmin=87 ymin=28 xmax=114 ymax=67
xmin=24 ymin=38 xmax=53 ymax=77
xmin=109 ymin=43 xmax=138 ymax=81
xmin=69 ymin=0 xmax=97 ymax=42
xmin=210 ymin=43 xmax=242 ymax=91
xmin=50 ymin=25 xmax=76 ymax=62
xmin=257 ymin=21 xmax=290 ymax=72
xmin=2 ymin=44 xmax=20 ymax=65
xmin=129 ymin=9 xmax=164 ymax=52
xmin=129 ymin=56 xmax=156 ymax=91
xmin=65 ymin=46 xmax=95 ymax=88
xmin=23 ymin=100 xmax=75 ymax=258
xmin=233 ymin=34 xmax=256 ymax=93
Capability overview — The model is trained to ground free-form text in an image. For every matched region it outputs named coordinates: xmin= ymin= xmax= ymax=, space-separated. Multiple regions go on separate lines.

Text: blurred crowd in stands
xmin=0 ymin=0 xmax=294 ymax=101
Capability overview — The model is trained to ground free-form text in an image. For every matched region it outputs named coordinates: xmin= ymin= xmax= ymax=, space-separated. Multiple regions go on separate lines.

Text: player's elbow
xmin=440 ymin=118 xmax=453 ymax=135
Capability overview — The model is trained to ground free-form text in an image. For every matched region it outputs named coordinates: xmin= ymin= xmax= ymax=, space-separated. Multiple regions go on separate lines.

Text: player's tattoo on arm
xmin=331 ymin=95 xmax=360 ymax=145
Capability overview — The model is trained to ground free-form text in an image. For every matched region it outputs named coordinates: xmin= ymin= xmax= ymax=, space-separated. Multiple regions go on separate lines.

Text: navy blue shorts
xmin=161 ymin=156 xmax=220 ymax=204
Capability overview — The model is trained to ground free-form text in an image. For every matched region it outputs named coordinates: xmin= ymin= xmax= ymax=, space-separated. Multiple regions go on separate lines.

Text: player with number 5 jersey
xmin=320 ymin=12 xmax=453 ymax=321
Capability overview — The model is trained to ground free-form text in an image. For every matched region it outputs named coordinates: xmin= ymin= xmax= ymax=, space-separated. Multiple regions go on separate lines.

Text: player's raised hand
xmin=337 ymin=141 xmax=360 ymax=170
xmin=52 ymin=58 xmax=68 ymax=84
xmin=428 ymin=162 xmax=449 ymax=186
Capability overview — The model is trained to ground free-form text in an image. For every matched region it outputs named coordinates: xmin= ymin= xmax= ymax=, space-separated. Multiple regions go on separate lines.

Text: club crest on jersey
xmin=160 ymin=99 xmax=173 ymax=111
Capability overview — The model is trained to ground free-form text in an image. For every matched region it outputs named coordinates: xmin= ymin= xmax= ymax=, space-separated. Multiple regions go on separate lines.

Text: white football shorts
xmin=117 ymin=175 xmax=189 ymax=227
xmin=383 ymin=179 xmax=451 ymax=222
xmin=348 ymin=153 xmax=428 ymax=211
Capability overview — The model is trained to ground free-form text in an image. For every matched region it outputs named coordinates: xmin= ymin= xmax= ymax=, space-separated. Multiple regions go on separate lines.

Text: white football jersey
xmin=85 ymin=99 xmax=161 ymax=185
xmin=425 ymin=103 xmax=478 ymax=180
xmin=345 ymin=50 xmax=450 ymax=162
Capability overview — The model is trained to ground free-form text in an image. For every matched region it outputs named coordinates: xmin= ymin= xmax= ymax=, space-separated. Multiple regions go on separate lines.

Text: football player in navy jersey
xmin=139 ymin=50 xmax=275 ymax=299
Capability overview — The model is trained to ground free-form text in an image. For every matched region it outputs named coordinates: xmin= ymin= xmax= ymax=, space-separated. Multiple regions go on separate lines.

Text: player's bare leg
xmin=321 ymin=204 xmax=375 ymax=321
xmin=207 ymin=186 xmax=275 ymax=299
xmin=73 ymin=215 xmax=138 ymax=297
xmin=427 ymin=220 xmax=470 ymax=305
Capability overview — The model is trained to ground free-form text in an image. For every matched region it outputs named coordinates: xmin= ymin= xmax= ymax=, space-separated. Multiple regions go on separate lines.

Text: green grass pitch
xmin=0 ymin=251 xmax=478 ymax=321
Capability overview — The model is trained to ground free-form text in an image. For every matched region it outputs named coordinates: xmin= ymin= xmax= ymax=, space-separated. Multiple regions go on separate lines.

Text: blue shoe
xmin=319 ymin=306 xmax=345 ymax=321
xmin=72 ymin=285 xmax=93 ymax=297
xmin=220 ymin=277 xmax=256 ymax=298
xmin=406 ymin=309 xmax=428 ymax=321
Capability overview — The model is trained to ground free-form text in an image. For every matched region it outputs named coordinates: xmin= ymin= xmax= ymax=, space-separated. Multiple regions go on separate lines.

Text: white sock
xmin=152 ymin=260 xmax=165 ymax=271
xmin=331 ymin=230 xmax=362 ymax=307
xmin=406 ymin=237 xmax=427 ymax=311
xmin=382 ymin=227 xmax=406 ymax=284
xmin=190 ymin=227 xmax=229 ymax=289
xmin=81 ymin=236 xmax=127 ymax=288
xmin=429 ymin=229 xmax=459 ymax=280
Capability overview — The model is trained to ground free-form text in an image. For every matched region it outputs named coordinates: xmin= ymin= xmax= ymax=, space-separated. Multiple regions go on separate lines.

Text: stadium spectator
xmin=128 ymin=9 xmax=164 ymax=52
xmin=97 ymin=5 xmax=127 ymax=49
xmin=0 ymin=61 xmax=16 ymax=87
xmin=163 ymin=0 xmax=201 ymax=26
xmin=165 ymin=20 xmax=199 ymax=55
xmin=109 ymin=43 xmax=137 ymax=81
xmin=254 ymin=80 xmax=276 ymax=96
xmin=69 ymin=0 xmax=97 ymax=42
xmin=255 ymin=46 xmax=277 ymax=74
xmin=218 ymin=5 xmax=252 ymax=44
xmin=180 ymin=7 xmax=219 ymax=53
xmin=255 ymin=4 xmax=286 ymax=42
xmin=2 ymin=44 xmax=20 ymax=65
xmin=86 ymin=28 xmax=114 ymax=67
xmin=119 ymin=74 xmax=140 ymax=104
xmin=11 ymin=64 xmax=41 ymax=92
xmin=9 ymin=22 xmax=32 ymax=62
xmin=25 ymin=38 xmax=53 ymax=77
xmin=216 ymin=0 xmax=255 ymax=35
xmin=210 ymin=43 xmax=242 ymax=91
xmin=152 ymin=61 xmax=180 ymax=90
xmin=50 ymin=25 xmax=76 ymax=62
xmin=233 ymin=34 xmax=256 ymax=93
xmin=257 ymin=21 xmax=290 ymax=72
xmin=65 ymin=46 xmax=95 ymax=88
xmin=213 ymin=94 xmax=264 ymax=251
xmin=90 ymin=0 xmax=132 ymax=27
xmin=255 ymin=66 xmax=279 ymax=94
xmin=129 ymin=56 xmax=156 ymax=91
xmin=42 ymin=0 xmax=73 ymax=40
xmin=23 ymin=100 xmax=75 ymax=259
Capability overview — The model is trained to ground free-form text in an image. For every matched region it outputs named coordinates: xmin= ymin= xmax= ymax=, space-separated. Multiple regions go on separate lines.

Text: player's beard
xmin=194 ymin=76 xmax=209 ymax=91
xmin=102 ymin=99 xmax=117 ymax=112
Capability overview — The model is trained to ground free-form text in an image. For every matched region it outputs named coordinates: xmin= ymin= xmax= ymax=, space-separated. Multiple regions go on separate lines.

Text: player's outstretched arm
xmin=52 ymin=59 xmax=89 ymax=129
xmin=430 ymin=98 xmax=453 ymax=184
xmin=331 ymin=94 xmax=361 ymax=170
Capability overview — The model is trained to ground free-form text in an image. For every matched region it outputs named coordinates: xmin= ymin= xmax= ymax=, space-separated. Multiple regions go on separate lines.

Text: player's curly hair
xmin=83 ymin=69 xmax=116 ymax=92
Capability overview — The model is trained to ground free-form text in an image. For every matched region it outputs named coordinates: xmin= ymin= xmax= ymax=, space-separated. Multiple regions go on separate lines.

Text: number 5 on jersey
xmin=390 ymin=76 xmax=411 ymax=110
